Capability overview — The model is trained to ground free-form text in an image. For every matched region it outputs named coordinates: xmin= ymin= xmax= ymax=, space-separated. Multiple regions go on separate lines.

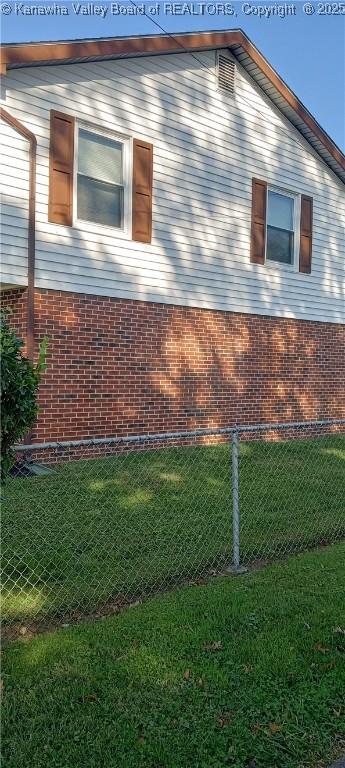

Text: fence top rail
xmin=14 ymin=418 xmax=345 ymax=453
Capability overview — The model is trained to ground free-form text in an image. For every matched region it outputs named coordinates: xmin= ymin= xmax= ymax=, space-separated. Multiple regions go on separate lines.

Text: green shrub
xmin=0 ymin=312 xmax=47 ymax=482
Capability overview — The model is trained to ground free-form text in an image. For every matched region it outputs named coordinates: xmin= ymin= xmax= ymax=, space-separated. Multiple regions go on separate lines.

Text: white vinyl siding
xmin=1 ymin=50 xmax=344 ymax=323
xmin=0 ymin=120 xmax=30 ymax=286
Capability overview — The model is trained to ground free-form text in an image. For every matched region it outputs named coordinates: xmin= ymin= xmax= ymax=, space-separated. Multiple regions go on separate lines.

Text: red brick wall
xmin=1 ymin=288 xmax=27 ymax=343
xmin=2 ymin=287 xmax=344 ymax=442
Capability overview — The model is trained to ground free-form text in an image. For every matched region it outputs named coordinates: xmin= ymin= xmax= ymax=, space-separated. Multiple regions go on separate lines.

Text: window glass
xmin=77 ymin=128 xmax=124 ymax=228
xmin=266 ymin=190 xmax=294 ymax=265
xmin=77 ymin=176 xmax=123 ymax=228
xmin=267 ymin=227 xmax=294 ymax=265
xmin=267 ymin=191 xmax=293 ymax=231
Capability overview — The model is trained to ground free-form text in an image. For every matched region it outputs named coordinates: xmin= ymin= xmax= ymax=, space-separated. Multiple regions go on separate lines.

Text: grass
xmin=2 ymin=435 xmax=345 ymax=621
xmin=2 ymin=543 xmax=345 ymax=768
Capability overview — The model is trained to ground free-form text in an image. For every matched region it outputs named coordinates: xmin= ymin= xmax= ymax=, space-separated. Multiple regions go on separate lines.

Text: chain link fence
xmin=1 ymin=419 xmax=344 ymax=628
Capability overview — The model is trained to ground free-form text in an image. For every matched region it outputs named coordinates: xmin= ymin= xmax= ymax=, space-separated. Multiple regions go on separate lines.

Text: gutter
xmin=0 ymin=107 xmax=36 ymax=361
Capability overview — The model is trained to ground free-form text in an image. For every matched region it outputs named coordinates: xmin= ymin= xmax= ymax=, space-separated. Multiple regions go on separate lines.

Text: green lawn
xmin=2 ymin=543 xmax=345 ymax=768
xmin=2 ymin=435 xmax=345 ymax=622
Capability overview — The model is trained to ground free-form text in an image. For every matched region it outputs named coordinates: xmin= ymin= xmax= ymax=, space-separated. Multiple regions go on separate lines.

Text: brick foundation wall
xmin=1 ymin=288 xmax=28 ymax=343
xmin=2 ymin=287 xmax=344 ymax=443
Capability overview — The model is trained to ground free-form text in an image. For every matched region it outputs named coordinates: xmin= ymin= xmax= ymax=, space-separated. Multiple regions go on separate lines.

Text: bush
xmin=0 ymin=312 xmax=47 ymax=482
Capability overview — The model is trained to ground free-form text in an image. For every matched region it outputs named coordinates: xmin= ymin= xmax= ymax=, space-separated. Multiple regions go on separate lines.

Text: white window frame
xmin=265 ymin=185 xmax=300 ymax=271
xmin=74 ymin=121 xmax=132 ymax=238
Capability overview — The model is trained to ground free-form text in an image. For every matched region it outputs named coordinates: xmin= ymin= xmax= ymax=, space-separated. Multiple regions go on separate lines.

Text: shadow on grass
xmin=2 ymin=437 xmax=345 ymax=622
xmin=2 ymin=544 xmax=345 ymax=768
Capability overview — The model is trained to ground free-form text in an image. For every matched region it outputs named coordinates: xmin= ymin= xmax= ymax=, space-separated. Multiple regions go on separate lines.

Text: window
xmin=77 ymin=127 xmax=126 ymax=229
xmin=266 ymin=189 xmax=295 ymax=265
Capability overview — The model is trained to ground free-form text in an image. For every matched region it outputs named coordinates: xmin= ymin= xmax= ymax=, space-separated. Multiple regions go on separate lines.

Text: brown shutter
xmin=250 ymin=178 xmax=267 ymax=264
xmin=132 ymin=139 xmax=153 ymax=243
xmin=299 ymin=195 xmax=313 ymax=273
xmin=48 ymin=110 xmax=75 ymax=225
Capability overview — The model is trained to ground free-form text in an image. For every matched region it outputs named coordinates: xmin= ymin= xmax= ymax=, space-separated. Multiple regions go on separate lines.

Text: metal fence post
xmin=226 ymin=430 xmax=247 ymax=575
xmin=232 ymin=430 xmax=240 ymax=569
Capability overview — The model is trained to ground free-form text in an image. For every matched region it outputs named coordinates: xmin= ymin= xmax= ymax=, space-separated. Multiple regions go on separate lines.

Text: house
xmin=1 ymin=30 xmax=344 ymax=443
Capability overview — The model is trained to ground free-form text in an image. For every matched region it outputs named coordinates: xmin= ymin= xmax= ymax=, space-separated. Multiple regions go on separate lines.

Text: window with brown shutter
xmin=250 ymin=178 xmax=267 ymax=264
xmin=132 ymin=139 xmax=153 ymax=244
xmin=299 ymin=195 xmax=313 ymax=273
xmin=48 ymin=110 xmax=75 ymax=226
xmin=251 ymin=180 xmax=312 ymax=273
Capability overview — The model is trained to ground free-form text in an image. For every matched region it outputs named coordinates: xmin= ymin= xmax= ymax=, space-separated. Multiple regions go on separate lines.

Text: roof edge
xmin=1 ymin=29 xmax=344 ymax=176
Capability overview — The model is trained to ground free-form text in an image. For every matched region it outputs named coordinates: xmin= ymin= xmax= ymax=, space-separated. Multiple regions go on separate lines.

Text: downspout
xmin=0 ymin=107 xmax=36 ymax=361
